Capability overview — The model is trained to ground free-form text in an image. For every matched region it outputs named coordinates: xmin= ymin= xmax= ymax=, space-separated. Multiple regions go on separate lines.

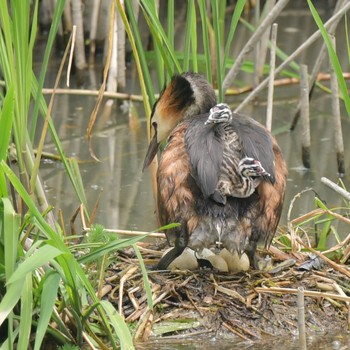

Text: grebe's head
xmin=143 ymin=73 xmax=217 ymax=170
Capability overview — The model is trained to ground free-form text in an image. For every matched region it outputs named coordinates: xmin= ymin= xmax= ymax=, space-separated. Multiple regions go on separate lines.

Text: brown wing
xmin=253 ymin=139 xmax=288 ymax=247
xmin=156 ymin=121 xmax=199 ymax=244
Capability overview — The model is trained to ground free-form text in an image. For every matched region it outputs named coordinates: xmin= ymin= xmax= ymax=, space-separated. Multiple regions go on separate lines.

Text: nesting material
xmin=103 ymin=240 xmax=350 ymax=344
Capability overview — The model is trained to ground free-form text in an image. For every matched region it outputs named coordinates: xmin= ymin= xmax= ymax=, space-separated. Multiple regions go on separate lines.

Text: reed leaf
xmin=345 ymin=12 xmax=350 ymax=66
xmin=140 ymin=1 xmax=182 ymax=75
xmin=30 ymin=0 xmax=65 ymax=142
xmin=198 ymin=0 xmax=212 ymax=83
xmin=77 ymin=234 xmax=148 ymax=264
xmin=222 ymin=1 xmax=248 ymax=78
xmin=307 ymin=0 xmax=350 ymax=118
xmin=211 ymin=0 xmax=223 ymax=101
xmin=167 ymin=0 xmax=175 ymax=78
xmin=34 ymin=272 xmax=61 ymax=350
xmin=121 ymin=0 xmax=153 ymax=117
xmin=0 ymin=86 xmax=14 ymax=197
xmin=17 ymin=274 xmax=33 ymax=350
xmin=100 ymin=300 xmax=134 ymax=350
xmin=133 ymin=243 xmax=154 ymax=310
xmin=183 ymin=1 xmax=197 ymax=72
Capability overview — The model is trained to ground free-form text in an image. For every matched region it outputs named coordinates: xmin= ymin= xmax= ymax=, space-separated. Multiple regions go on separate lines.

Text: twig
xmin=119 ymin=265 xmax=139 ymax=316
xmin=297 ymin=287 xmax=307 ymax=350
xmin=321 ymin=177 xmax=350 ymax=201
xmin=223 ymin=322 xmax=250 ymax=341
xmin=266 ymin=23 xmax=278 ymax=131
xmin=67 ymin=25 xmax=76 ymax=87
xmin=255 ymin=286 xmax=350 ymax=303
xmin=42 ymin=87 xmax=144 ymax=101
xmin=83 ymin=226 xmax=166 ymax=239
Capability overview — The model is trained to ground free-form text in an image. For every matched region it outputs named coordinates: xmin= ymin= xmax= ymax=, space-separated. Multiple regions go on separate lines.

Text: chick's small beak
xmin=142 ymin=129 xmax=159 ymax=171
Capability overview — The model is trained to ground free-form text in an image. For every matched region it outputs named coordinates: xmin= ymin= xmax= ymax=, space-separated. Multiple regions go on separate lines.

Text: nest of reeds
xmin=99 ymin=237 xmax=350 ymax=346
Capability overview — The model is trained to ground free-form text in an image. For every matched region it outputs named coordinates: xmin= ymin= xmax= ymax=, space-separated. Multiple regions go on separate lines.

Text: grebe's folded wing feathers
xmin=231 ymin=113 xmax=276 ymax=183
xmin=185 ymin=115 xmax=224 ymax=199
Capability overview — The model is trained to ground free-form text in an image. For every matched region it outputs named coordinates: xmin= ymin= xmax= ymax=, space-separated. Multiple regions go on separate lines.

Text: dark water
xmin=37 ymin=2 xmax=350 ymax=348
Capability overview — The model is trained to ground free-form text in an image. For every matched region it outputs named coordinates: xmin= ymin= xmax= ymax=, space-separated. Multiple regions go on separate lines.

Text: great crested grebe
xmin=143 ymin=72 xmax=287 ymax=270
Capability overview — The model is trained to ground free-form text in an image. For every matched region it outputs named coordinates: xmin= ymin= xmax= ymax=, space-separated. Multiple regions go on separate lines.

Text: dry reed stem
xmin=255 ymin=286 xmax=350 ymax=303
xmin=80 ymin=204 xmax=166 ymax=239
xmin=300 ymin=64 xmax=311 ymax=169
xmin=329 ymin=36 xmax=345 ymax=174
xmin=67 ymin=25 xmax=76 ymax=87
xmin=266 ymin=23 xmax=278 ymax=131
xmin=321 ymin=177 xmax=350 ymax=201
xmin=134 ymin=309 xmax=153 ymax=341
xmin=211 ymin=279 xmax=246 ymax=304
xmin=297 ymin=287 xmax=307 ymax=350
xmin=223 ymin=322 xmax=250 ymax=341
xmin=119 ymin=265 xmax=139 ymax=317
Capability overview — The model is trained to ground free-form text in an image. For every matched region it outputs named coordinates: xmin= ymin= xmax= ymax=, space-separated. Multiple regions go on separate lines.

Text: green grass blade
xmin=121 ymin=0 xmax=153 ymax=113
xmin=1 ymin=197 xmax=20 ymax=344
xmin=1 ymin=198 xmax=20 ymax=280
xmin=133 ymin=244 xmax=153 ymax=310
xmin=345 ymin=12 xmax=350 ymax=66
xmin=0 ymin=85 xmax=14 ymax=161
xmin=211 ymin=0 xmax=223 ymax=101
xmin=141 ymin=1 xmax=182 ymax=74
xmin=77 ymin=234 xmax=148 ymax=264
xmin=7 ymin=244 xmax=63 ymax=285
xmin=17 ymin=274 xmax=33 ymax=350
xmin=99 ymin=300 xmax=134 ymax=350
xmin=183 ymin=1 xmax=195 ymax=72
xmin=69 ymin=157 xmax=89 ymax=210
xmin=222 ymin=0 xmax=246 ymax=78
xmin=34 ymin=273 xmax=61 ymax=350
xmin=0 ymin=85 xmax=14 ymax=197
xmin=190 ymin=2 xmax=198 ymax=72
xmin=307 ymin=0 xmax=350 ymax=118
xmin=0 ymin=278 xmax=24 ymax=325
xmin=147 ymin=1 xmax=164 ymax=89
xmin=167 ymin=0 xmax=175 ymax=78
xmin=30 ymin=0 xmax=65 ymax=141
xmin=198 ymin=0 xmax=212 ymax=83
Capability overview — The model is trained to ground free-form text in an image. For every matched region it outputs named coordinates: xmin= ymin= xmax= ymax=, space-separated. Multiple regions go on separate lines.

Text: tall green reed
xmin=0 ymin=1 xmax=138 ymax=349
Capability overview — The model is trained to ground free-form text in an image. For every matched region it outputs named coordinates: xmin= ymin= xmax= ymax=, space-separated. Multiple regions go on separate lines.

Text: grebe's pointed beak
xmin=142 ymin=130 xmax=159 ymax=171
